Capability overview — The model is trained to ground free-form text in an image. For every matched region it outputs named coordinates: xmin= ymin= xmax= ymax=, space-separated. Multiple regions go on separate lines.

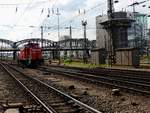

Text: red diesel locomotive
xmin=18 ymin=42 xmax=43 ymax=67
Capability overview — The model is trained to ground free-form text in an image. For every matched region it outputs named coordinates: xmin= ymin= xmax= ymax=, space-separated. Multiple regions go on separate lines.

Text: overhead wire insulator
xmin=47 ymin=8 xmax=50 ymax=17
xmin=142 ymin=5 xmax=146 ymax=7
xmin=15 ymin=7 xmax=18 ymax=13
xmin=84 ymin=9 xmax=86 ymax=14
xmin=52 ymin=8 xmax=54 ymax=14
xmin=114 ymin=0 xmax=119 ymax=3
xmin=41 ymin=8 xmax=44 ymax=15
xmin=78 ymin=9 xmax=80 ymax=14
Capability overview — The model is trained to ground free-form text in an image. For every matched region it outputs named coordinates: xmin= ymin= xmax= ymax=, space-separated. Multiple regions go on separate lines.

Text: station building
xmin=92 ymin=11 xmax=148 ymax=66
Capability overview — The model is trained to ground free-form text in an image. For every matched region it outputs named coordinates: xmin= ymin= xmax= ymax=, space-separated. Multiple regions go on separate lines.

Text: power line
xmin=51 ymin=0 xmax=150 ymax=31
xmin=44 ymin=1 xmax=107 ymax=31
xmin=0 ymin=0 xmax=47 ymax=6
xmin=120 ymin=0 xmax=150 ymax=11
xmin=5 ymin=0 xmax=37 ymax=40
xmin=0 ymin=0 xmax=106 ymax=32
xmin=15 ymin=0 xmax=37 ymax=25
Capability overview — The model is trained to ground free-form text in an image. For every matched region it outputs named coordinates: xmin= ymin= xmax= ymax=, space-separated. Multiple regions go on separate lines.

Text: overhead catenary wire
xmin=2 ymin=0 xmax=150 ymax=40
xmin=26 ymin=0 xmax=107 ymax=39
xmin=0 ymin=0 xmax=47 ymax=6
xmin=119 ymin=0 xmax=150 ymax=11
xmin=47 ymin=1 xmax=107 ymax=29
xmin=0 ymin=0 xmax=106 ymax=30
xmin=2 ymin=0 xmax=38 ymax=41
xmin=46 ymin=0 xmax=150 ymax=33
xmin=38 ymin=3 xmax=106 ymax=38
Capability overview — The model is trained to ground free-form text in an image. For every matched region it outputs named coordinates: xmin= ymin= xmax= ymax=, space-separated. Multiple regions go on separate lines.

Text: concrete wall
xmin=96 ymin=15 xmax=109 ymax=50
xmin=91 ymin=51 xmax=99 ymax=65
xmin=115 ymin=48 xmax=139 ymax=66
xmin=91 ymin=49 xmax=106 ymax=65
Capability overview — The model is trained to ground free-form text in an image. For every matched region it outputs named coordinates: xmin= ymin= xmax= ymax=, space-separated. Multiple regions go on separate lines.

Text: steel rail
xmin=40 ymin=67 xmax=150 ymax=88
xmin=47 ymin=65 xmax=150 ymax=77
xmin=0 ymin=63 xmax=57 ymax=113
xmin=38 ymin=67 xmax=150 ymax=95
xmin=48 ymin=66 xmax=150 ymax=84
xmin=52 ymin=65 xmax=150 ymax=78
xmin=2 ymin=63 xmax=102 ymax=113
xmin=57 ymin=67 xmax=150 ymax=85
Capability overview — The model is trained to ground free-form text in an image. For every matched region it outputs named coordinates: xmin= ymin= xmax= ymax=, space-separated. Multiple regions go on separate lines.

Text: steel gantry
xmin=58 ymin=38 xmax=96 ymax=59
xmin=0 ymin=38 xmax=96 ymax=60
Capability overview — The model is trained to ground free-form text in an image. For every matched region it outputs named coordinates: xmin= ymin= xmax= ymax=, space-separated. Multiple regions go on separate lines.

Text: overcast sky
xmin=0 ymin=0 xmax=150 ymax=42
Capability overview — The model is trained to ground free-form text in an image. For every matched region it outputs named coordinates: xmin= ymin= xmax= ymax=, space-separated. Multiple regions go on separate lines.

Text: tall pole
xmin=56 ymin=8 xmax=61 ymax=64
xmin=133 ymin=0 xmax=136 ymax=12
xmin=41 ymin=26 xmax=43 ymax=48
xmin=132 ymin=3 xmax=136 ymax=48
xmin=82 ymin=20 xmax=87 ymax=63
xmin=56 ymin=10 xmax=60 ymax=39
xmin=69 ymin=26 xmax=72 ymax=39
xmin=107 ymin=0 xmax=114 ymax=66
xmin=107 ymin=0 xmax=114 ymax=18
xmin=69 ymin=25 xmax=73 ymax=60
xmin=1 ymin=42 xmax=2 ymax=60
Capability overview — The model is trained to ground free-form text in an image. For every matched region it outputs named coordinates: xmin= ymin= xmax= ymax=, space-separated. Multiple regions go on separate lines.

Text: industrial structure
xmin=94 ymin=12 xmax=135 ymax=65
xmin=96 ymin=11 xmax=148 ymax=50
xmin=128 ymin=12 xmax=148 ymax=52
xmin=91 ymin=0 xmax=150 ymax=66
xmin=0 ymin=38 xmax=96 ymax=60
xmin=0 ymin=1 xmax=150 ymax=113
xmin=96 ymin=12 xmax=134 ymax=50
xmin=0 ymin=0 xmax=149 ymax=67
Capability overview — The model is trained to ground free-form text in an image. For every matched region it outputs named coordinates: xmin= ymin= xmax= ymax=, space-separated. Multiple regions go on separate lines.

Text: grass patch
xmin=64 ymin=59 xmax=72 ymax=64
xmin=63 ymin=60 xmax=108 ymax=68
xmin=143 ymin=56 xmax=150 ymax=61
xmin=141 ymin=56 xmax=150 ymax=65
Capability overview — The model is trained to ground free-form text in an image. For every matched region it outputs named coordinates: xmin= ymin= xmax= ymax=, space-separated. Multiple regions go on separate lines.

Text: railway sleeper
xmin=54 ymin=107 xmax=81 ymax=113
xmin=48 ymin=100 xmax=66 ymax=104
xmin=50 ymin=102 xmax=66 ymax=106
xmin=49 ymin=101 xmax=87 ymax=113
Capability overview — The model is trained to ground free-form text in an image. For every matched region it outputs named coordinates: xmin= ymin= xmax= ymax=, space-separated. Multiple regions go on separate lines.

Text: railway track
xmin=47 ymin=65 xmax=150 ymax=78
xmin=38 ymin=66 xmax=150 ymax=95
xmin=1 ymin=63 xmax=101 ymax=113
xmin=47 ymin=66 xmax=150 ymax=85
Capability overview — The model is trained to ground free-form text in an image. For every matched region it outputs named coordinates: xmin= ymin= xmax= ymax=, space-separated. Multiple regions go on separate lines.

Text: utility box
xmin=115 ymin=48 xmax=139 ymax=67
xmin=91 ymin=48 xmax=106 ymax=65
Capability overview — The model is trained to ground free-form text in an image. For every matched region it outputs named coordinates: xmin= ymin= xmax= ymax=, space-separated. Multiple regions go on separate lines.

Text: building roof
xmin=133 ymin=12 xmax=147 ymax=17
xmin=97 ymin=12 xmax=135 ymax=27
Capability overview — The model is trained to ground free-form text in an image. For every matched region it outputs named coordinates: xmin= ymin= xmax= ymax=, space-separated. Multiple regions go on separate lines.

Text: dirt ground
xmin=24 ymin=68 xmax=150 ymax=113
xmin=0 ymin=68 xmax=35 ymax=112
